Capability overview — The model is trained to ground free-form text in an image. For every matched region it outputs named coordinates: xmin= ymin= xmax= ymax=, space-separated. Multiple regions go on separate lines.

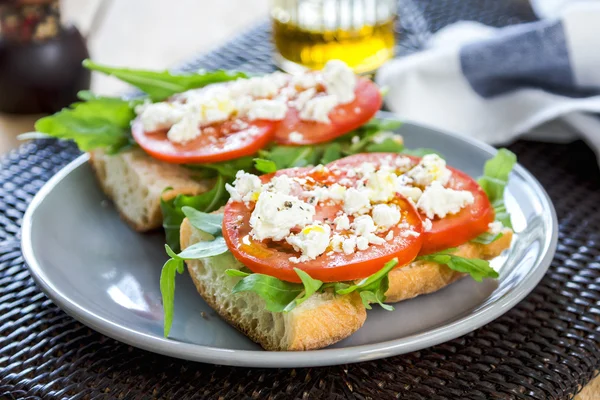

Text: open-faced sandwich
xmin=34 ymin=59 xmax=517 ymax=351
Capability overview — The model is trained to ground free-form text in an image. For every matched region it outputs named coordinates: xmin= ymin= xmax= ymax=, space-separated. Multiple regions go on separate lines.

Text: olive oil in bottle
xmin=271 ymin=0 xmax=396 ymax=74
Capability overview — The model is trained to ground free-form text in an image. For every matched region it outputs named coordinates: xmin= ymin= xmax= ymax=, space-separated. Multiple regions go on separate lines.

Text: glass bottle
xmin=271 ymin=0 xmax=396 ymax=74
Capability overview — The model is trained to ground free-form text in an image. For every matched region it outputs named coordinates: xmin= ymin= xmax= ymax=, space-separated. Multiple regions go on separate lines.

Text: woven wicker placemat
xmin=2 ymin=1 xmax=600 ymax=399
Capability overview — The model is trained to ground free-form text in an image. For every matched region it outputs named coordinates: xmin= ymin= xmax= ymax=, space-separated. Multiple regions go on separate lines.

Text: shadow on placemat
xmin=2 ymin=1 xmax=600 ymax=399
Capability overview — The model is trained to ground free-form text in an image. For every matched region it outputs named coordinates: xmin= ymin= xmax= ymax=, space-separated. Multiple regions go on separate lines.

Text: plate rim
xmin=21 ymin=117 xmax=558 ymax=368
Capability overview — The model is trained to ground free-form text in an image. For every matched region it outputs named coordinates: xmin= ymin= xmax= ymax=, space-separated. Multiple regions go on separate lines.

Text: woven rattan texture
xmin=2 ymin=0 xmax=599 ymax=399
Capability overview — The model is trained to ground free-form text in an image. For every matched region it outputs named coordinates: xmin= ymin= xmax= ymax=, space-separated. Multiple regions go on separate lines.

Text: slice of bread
xmin=385 ymin=229 xmax=513 ymax=303
xmin=89 ymin=149 xmax=211 ymax=232
xmin=180 ymin=218 xmax=367 ymax=351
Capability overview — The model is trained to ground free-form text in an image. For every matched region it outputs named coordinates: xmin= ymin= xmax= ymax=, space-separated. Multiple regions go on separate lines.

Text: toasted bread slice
xmin=89 ymin=149 xmax=211 ymax=232
xmin=385 ymin=228 xmax=513 ymax=303
xmin=180 ymin=218 xmax=367 ymax=351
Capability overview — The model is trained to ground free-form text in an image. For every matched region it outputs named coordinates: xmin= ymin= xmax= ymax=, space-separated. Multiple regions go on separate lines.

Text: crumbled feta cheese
xmin=396 ymin=185 xmax=423 ymax=203
xmin=328 ymin=183 xmax=347 ymax=201
xmin=249 ymin=191 xmax=315 ymax=241
xmin=342 ymin=236 xmax=357 ymax=255
xmin=330 ymin=234 xmax=344 ymax=252
xmin=289 ymin=131 xmax=304 ymax=143
xmin=346 ymin=169 xmax=357 ymax=178
xmin=385 ymin=230 xmax=394 ymax=241
xmin=167 ymin=115 xmax=201 ymax=143
xmin=299 ymin=94 xmax=338 ymax=123
xmin=343 ymin=188 xmax=371 ymax=215
xmin=417 ymin=181 xmax=475 ymax=219
xmin=334 ymin=214 xmax=351 ymax=231
xmin=265 ymin=174 xmax=293 ymax=195
xmin=395 ymin=156 xmax=413 ymax=170
xmin=372 ymin=204 xmax=401 ymax=229
xmin=489 ymin=221 xmax=503 ymax=234
xmin=136 ymin=102 xmax=186 ymax=132
xmin=366 ymin=233 xmax=386 ymax=245
xmin=247 ymin=99 xmax=287 ymax=121
xmin=292 ymin=88 xmax=317 ymax=111
xmin=405 ymin=154 xmax=452 ymax=187
xmin=356 ymin=162 xmax=376 ymax=177
xmin=291 ymin=73 xmax=319 ymax=89
xmin=286 ymin=224 xmax=331 ymax=261
xmin=366 ymin=171 xmax=397 ymax=202
xmin=356 ymin=236 xmax=369 ymax=251
xmin=351 ymin=135 xmax=360 ymax=145
xmin=372 ymin=131 xmax=403 ymax=145
xmin=353 ymin=215 xmax=376 ymax=236
xmin=230 ymin=75 xmax=286 ymax=98
xmin=225 ymin=171 xmax=262 ymax=202
xmin=423 ymin=218 xmax=433 ymax=232
xmin=322 ymin=60 xmax=356 ymax=104
xmin=400 ymin=230 xmax=420 ymax=238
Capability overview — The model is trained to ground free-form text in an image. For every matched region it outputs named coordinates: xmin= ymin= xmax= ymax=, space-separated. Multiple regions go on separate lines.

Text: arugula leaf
xmin=83 ymin=59 xmax=247 ymax=101
xmin=478 ymin=149 xmax=517 ymax=228
xmin=160 ymin=257 xmax=185 ymax=337
xmin=34 ymin=97 xmax=137 ymax=154
xmin=320 ymin=142 xmax=342 ymax=164
xmin=283 ymin=268 xmax=323 ymax=311
xmin=471 ymin=231 xmax=504 ymax=245
xmin=336 ymin=258 xmax=398 ymax=295
xmin=231 ymin=273 xmax=304 ymax=313
xmin=254 ymin=158 xmax=278 ymax=174
xmin=417 ymin=251 xmax=499 ymax=282
xmin=365 ymin=138 xmax=405 ymax=153
xmin=160 ymin=176 xmax=227 ymax=252
xmin=225 ymin=269 xmax=251 ymax=277
xmin=182 ymin=207 xmax=223 ymax=236
xmin=185 ymin=156 xmax=255 ymax=179
xmin=176 ymin=236 xmax=228 ymax=259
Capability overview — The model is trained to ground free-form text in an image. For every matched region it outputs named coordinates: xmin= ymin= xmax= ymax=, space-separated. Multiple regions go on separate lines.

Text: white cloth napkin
xmin=376 ymin=3 xmax=600 ymax=164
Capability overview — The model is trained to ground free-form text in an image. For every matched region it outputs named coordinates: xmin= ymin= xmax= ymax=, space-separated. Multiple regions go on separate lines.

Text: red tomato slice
xmin=222 ymin=167 xmax=423 ymax=283
xmin=131 ymin=118 xmax=276 ymax=164
xmin=274 ymin=77 xmax=382 ymax=145
xmin=327 ymin=153 xmax=495 ymax=255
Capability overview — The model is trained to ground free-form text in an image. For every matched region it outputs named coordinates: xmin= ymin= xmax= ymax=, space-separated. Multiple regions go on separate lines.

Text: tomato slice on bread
xmin=274 ymin=77 xmax=383 ymax=146
xmin=327 ymin=153 xmax=495 ymax=255
xmin=131 ymin=118 xmax=276 ymax=164
xmin=222 ymin=167 xmax=423 ymax=283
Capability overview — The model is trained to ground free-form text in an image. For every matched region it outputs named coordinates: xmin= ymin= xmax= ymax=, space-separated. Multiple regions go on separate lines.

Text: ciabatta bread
xmin=89 ymin=149 xmax=210 ymax=232
xmin=180 ymin=218 xmax=367 ymax=351
xmin=385 ymin=229 xmax=513 ymax=303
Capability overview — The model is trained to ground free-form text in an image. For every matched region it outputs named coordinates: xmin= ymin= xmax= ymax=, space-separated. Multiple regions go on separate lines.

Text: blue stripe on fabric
xmin=460 ymin=20 xmax=576 ymax=98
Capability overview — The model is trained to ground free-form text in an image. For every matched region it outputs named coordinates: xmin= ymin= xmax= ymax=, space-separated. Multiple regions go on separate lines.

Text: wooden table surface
xmin=0 ymin=1 xmax=597 ymax=397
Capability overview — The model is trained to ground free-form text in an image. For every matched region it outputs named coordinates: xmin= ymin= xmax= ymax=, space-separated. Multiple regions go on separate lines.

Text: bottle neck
xmin=0 ymin=0 xmax=61 ymax=43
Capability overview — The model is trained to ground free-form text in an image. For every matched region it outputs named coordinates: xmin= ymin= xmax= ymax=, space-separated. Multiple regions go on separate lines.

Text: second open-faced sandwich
xmin=163 ymin=148 xmax=516 ymax=351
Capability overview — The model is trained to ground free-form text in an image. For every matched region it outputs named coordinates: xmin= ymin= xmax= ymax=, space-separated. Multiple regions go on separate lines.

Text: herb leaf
xmin=34 ymin=97 xmax=136 ymax=154
xmin=160 ymin=257 xmax=185 ymax=337
xmin=365 ymin=138 xmax=404 ymax=153
xmin=336 ymin=258 xmax=398 ymax=295
xmin=182 ymin=207 xmax=223 ymax=236
xmin=176 ymin=236 xmax=228 ymax=259
xmin=83 ymin=59 xmax=247 ymax=101
xmin=231 ymin=274 xmax=304 ymax=313
xmin=160 ymin=176 xmax=227 ymax=252
xmin=254 ymin=158 xmax=278 ymax=173
xmin=284 ymin=268 xmax=323 ymax=311
xmin=478 ymin=149 xmax=517 ymax=228
xmin=418 ymin=251 xmax=499 ymax=282
xmin=225 ymin=269 xmax=251 ymax=277
xmin=471 ymin=231 xmax=504 ymax=245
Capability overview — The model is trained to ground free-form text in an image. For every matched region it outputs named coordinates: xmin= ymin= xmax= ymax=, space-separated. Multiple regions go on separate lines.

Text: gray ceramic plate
xmin=22 ymin=118 xmax=558 ymax=368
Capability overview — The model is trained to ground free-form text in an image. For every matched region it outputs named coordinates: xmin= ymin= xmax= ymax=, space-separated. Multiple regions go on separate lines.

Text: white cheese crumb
xmin=357 ymin=162 xmax=376 ymax=177
xmin=167 ymin=115 xmax=201 ymax=144
xmin=353 ymin=215 xmax=377 ymax=236
xmin=249 ymin=191 xmax=315 ymax=241
xmin=334 ymin=214 xmax=351 ymax=231
xmin=372 ymin=131 xmax=403 ymax=144
xmin=265 ymin=174 xmax=293 ymax=195
xmin=323 ymin=60 xmax=356 ymax=104
xmin=396 ymin=185 xmax=423 ymax=203
xmin=343 ymin=188 xmax=371 ymax=215
xmin=489 ymin=221 xmax=503 ymax=234
xmin=385 ymin=230 xmax=394 ymax=241
xmin=247 ymin=99 xmax=287 ymax=121
xmin=417 ymin=181 xmax=475 ymax=219
xmin=291 ymin=73 xmax=319 ymax=89
xmin=299 ymin=94 xmax=338 ymax=123
xmin=405 ymin=154 xmax=452 ymax=187
xmin=289 ymin=131 xmax=304 ymax=143
xmin=342 ymin=236 xmax=357 ymax=255
xmin=400 ymin=230 xmax=420 ymax=238
xmin=423 ymin=218 xmax=433 ymax=232
xmin=351 ymin=135 xmax=360 ymax=145
xmin=372 ymin=204 xmax=401 ymax=229
xmin=286 ymin=224 xmax=331 ymax=261
xmin=395 ymin=156 xmax=413 ymax=170
xmin=136 ymin=102 xmax=185 ymax=132
xmin=225 ymin=171 xmax=262 ymax=202
xmin=292 ymin=88 xmax=317 ymax=111
xmin=330 ymin=234 xmax=344 ymax=252
xmin=366 ymin=233 xmax=386 ymax=245
xmin=356 ymin=236 xmax=369 ymax=251
xmin=366 ymin=171 xmax=397 ymax=202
